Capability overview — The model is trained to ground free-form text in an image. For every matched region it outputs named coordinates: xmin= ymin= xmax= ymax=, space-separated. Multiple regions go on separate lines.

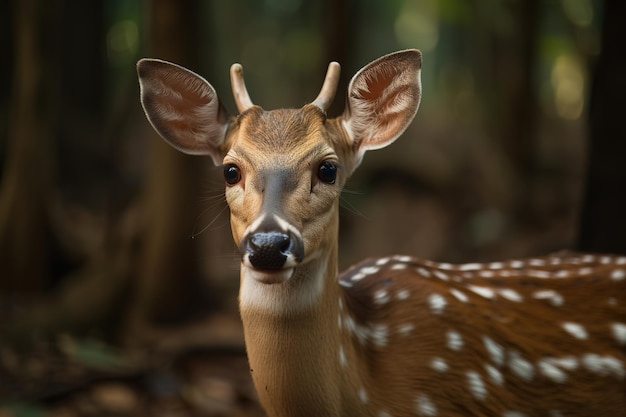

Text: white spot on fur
xmin=529 ymin=258 xmax=546 ymax=266
xmin=371 ymin=324 xmax=389 ymax=347
xmin=466 ymin=370 xmax=487 ymax=400
xmin=373 ymin=289 xmax=390 ymax=305
xmin=549 ymin=356 xmax=579 ymax=371
xmin=532 ymin=290 xmax=564 ymax=306
xmin=498 ymin=288 xmax=523 ymax=302
xmin=398 ymin=323 xmax=415 ymax=335
xmin=430 ymin=357 xmax=449 ymax=372
xmin=485 ymin=364 xmax=504 ymax=386
xmin=600 ymin=256 xmax=612 ymax=264
xmin=428 ymin=293 xmax=447 ymax=314
xmin=483 ymin=336 xmax=505 ymax=367
xmin=339 ymin=345 xmax=347 ymax=367
xmin=510 ymin=260 xmax=524 ymax=269
xmin=393 ymin=255 xmax=413 ymax=263
xmin=459 ymin=263 xmax=482 ymax=271
xmin=550 ymin=257 xmax=563 ymax=265
xmin=509 ymin=350 xmax=535 ymax=381
xmin=479 ymin=270 xmax=495 ymax=278
xmin=611 ymin=322 xmax=626 ymax=345
xmin=361 ymin=266 xmax=380 ymax=275
xmin=359 ymin=387 xmax=368 ymax=403
xmin=416 ymin=267 xmax=431 ymax=277
xmin=350 ymin=272 xmax=367 ymax=282
xmin=581 ymin=254 xmax=595 ymax=263
xmin=450 ymin=288 xmax=469 ymax=302
xmin=345 ymin=315 xmax=370 ymax=346
xmin=396 ymin=289 xmax=410 ymax=300
xmin=376 ymin=257 xmax=390 ymax=266
xmin=415 ymin=394 xmax=438 ymax=416
xmin=378 ymin=411 xmax=391 ymax=417
xmin=447 ymin=330 xmax=463 ymax=351
xmin=528 ymin=270 xmax=553 ymax=279
xmin=467 ymin=285 xmax=496 ymax=299
xmin=562 ymin=322 xmax=588 ymax=340
xmin=617 ymin=256 xmax=626 ymax=265
xmin=611 ymin=269 xmax=626 ymax=281
xmin=581 ymin=353 xmax=625 ymax=378
xmin=433 ymin=270 xmax=449 ymax=281
xmin=391 ymin=263 xmax=407 ymax=270
xmin=488 ymin=262 xmax=504 ymax=269
xmin=438 ymin=262 xmax=453 ymax=270
xmin=537 ymin=358 xmax=568 ymax=383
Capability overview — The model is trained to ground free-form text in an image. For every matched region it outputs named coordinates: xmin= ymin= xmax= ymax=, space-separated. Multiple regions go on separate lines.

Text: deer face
xmin=222 ymin=106 xmax=350 ymax=282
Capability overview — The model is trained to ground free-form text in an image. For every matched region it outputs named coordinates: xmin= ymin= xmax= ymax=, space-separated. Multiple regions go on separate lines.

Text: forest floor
xmin=0 ymin=311 xmax=265 ymax=417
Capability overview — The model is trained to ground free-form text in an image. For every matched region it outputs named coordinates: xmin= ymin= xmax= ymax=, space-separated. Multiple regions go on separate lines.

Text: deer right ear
xmin=137 ymin=58 xmax=231 ymax=166
xmin=341 ymin=50 xmax=422 ymax=164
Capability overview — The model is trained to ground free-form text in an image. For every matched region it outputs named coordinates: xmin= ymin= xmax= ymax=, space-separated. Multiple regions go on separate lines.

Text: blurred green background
xmin=0 ymin=0 xmax=624 ymax=415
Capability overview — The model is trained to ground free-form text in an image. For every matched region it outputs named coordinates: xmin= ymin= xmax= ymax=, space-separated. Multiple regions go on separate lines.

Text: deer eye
xmin=224 ymin=164 xmax=242 ymax=185
xmin=317 ymin=161 xmax=337 ymax=184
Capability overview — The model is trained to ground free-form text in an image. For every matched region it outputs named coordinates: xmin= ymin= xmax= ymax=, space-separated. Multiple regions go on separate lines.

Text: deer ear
xmin=137 ymin=58 xmax=231 ymax=166
xmin=341 ymin=49 xmax=421 ymax=158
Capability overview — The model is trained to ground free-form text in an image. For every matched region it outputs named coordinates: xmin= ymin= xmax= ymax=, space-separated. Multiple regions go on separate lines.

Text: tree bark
xmin=126 ymin=0 xmax=210 ymax=338
xmin=0 ymin=0 xmax=58 ymax=291
xmin=577 ymin=0 xmax=626 ymax=254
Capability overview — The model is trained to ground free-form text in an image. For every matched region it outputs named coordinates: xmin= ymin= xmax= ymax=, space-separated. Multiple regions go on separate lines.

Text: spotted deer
xmin=137 ymin=50 xmax=626 ymax=417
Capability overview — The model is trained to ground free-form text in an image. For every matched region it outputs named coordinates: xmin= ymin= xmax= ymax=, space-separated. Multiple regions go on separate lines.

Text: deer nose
xmin=245 ymin=231 xmax=303 ymax=270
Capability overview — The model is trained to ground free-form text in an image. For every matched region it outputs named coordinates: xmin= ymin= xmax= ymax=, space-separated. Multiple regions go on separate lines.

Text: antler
xmin=312 ymin=62 xmax=341 ymax=112
xmin=230 ymin=63 xmax=254 ymax=113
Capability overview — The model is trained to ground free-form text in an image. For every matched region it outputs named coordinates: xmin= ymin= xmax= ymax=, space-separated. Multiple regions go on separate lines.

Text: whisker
xmin=339 ymin=188 xmax=367 ymax=219
xmin=191 ymin=200 xmax=230 ymax=239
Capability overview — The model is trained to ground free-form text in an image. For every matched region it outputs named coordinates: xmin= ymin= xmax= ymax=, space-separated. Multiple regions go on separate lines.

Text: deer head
xmin=137 ymin=50 xmax=421 ymax=288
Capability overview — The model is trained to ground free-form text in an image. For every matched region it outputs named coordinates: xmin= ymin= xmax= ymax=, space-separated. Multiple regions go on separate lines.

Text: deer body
xmin=137 ymin=50 xmax=626 ymax=416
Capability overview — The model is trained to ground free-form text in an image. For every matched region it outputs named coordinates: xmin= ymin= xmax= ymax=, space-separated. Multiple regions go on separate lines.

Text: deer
xmin=137 ymin=49 xmax=626 ymax=417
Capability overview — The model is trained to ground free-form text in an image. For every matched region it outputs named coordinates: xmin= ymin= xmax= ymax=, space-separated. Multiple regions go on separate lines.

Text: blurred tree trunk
xmin=125 ymin=0 xmax=210 ymax=341
xmin=321 ymin=0 xmax=354 ymax=118
xmin=577 ymin=0 xmax=626 ymax=254
xmin=498 ymin=0 xmax=538 ymax=180
xmin=0 ymin=0 xmax=58 ymax=291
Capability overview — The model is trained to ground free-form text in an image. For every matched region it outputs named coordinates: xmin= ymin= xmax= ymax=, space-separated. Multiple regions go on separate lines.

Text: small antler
xmin=312 ymin=62 xmax=341 ymax=112
xmin=230 ymin=63 xmax=254 ymax=113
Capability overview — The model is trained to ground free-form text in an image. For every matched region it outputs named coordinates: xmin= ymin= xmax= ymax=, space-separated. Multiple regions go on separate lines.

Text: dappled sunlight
xmin=551 ymin=54 xmax=585 ymax=120
xmin=106 ymin=20 xmax=139 ymax=67
xmin=395 ymin=1 xmax=439 ymax=52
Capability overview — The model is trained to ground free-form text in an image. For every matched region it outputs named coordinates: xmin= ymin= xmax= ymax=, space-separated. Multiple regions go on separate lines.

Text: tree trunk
xmin=0 ymin=0 xmax=58 ymax=291
xmin=577 ymin=0 xmax=626 ymax=254
xmin=125 ymin=0 xmax=210 ymax=339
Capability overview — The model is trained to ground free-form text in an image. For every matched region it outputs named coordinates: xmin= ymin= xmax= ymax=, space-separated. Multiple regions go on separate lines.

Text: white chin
xmin=245 ymin=266 xmax=295 ymax=284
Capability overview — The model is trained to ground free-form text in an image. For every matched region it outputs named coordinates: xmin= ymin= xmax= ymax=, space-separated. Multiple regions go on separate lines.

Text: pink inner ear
xmin=358 ymin=70 xmax=396 ymax=101
xmin=344 ymin=53 xmax=421 ymax=154
xmin=138 ymin=59 xmax=230 ymax=163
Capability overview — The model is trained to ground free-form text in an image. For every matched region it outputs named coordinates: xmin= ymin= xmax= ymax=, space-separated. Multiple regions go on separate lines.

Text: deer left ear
xmin=137 ymin=58 xmax=231 ymax=166
xmin=341 ymin=49 xmax=421 ymax=160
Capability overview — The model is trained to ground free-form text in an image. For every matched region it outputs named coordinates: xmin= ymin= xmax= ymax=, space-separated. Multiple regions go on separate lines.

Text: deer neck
xmin=238 ymin=219 xmax=364 ymax=417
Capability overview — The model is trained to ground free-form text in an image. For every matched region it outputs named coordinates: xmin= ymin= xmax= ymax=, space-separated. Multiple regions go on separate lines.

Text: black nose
xmin=245 ymin=232 xmax=295 ymax=270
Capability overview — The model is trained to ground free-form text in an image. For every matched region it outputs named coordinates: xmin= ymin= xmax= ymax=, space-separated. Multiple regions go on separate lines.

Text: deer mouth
xmin=242 ymin=263 xmax=295 ymax=284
